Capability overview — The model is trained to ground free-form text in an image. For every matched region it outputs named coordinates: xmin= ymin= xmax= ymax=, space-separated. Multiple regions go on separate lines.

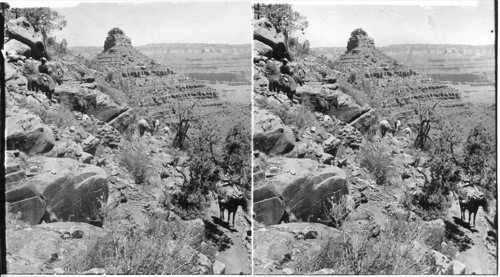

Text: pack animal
xmin=27 ymin=73 xmax=56 ymax=100
xmin=291 ymin=67 xmax=306 ymax=86
xmin=268 ymin=74 xmax=297 ymax=101
xmin=49 ymin=66 xmax=64 ymax=85
xmin=218 ymin=194 xmax=247 ymax=227
xmin=459 ymin=195 xmax=488 ymax=227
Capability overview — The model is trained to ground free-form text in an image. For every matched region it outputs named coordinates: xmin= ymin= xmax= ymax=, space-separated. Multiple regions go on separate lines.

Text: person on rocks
xmin=280 ymin=58 xmax=292 ymax=76
xmin=151 ymin=119 xmax=159 ymax=135
xmin=38 ymin=57 xmax=50 ymax=75
xmin=137 ymin=119 xmax=151 ymax=136
xmin=379 ymin=119 xmax=393 ymax=137
xmin=392 ymin=119 xmax=401 ymax=136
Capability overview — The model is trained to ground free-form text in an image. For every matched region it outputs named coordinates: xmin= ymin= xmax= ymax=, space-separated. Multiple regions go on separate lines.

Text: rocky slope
xmin=4 ymin=16 xmax=250 ymax=274
xmin=252 ymin=20 xmax=496 ymax=275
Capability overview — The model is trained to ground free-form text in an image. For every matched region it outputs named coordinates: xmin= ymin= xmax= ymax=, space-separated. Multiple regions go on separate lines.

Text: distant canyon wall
xmin=70 ymin=43 xmax=252 ymax=84
xmin=313 ymin=44 xmax=495 ymax=85
xmin=137 ymin=43 xmax=251 ymax=84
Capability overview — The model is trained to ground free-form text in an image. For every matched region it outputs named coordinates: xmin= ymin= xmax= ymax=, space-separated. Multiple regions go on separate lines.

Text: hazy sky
xmin=294 ymin=1 xmax=495 ymax=47
xmin=9 ymin=1 xmax=494 ymax=48
xmin=10 ymin=1 xmax=251 ymax=47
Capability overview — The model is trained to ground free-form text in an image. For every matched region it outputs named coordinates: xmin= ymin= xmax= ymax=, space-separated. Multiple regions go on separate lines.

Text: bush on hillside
xmin=64 ymin=216 xmax=200 ymax=274
xmin=255 ymin=96 xmax=316 ymax=131
xmin=359 ymin=142 xmax=393 ymax=185
xmin=119 ymin=142 xmax=150 ymax=184
xmin=296 ymin=218 xmax=435 ymax=274
xmin=412 ymin=123 xmax=460 ymax=220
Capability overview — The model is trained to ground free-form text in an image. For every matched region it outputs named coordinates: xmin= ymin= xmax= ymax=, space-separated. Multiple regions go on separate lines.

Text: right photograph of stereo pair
xmin=251 ymin=2 xmax=497 ymax=275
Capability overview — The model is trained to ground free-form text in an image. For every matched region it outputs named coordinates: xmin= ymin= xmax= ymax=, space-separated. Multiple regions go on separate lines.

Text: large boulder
xmin=253 ymin=107 xmax=295 ymax=155
xmin=254 ymin=40 xmax=273 ymax=58
xmin=6 ymin=109 xmax=55 ymax=155
xmin=7 ymin=193 xmax=46 ymax=225
xmin=5 ymin=38 xmax=31 ymax=56
xmin=282 ymin=166 xmax=348 ymax=221
xmin=55 ymin=85 xmax=126 ymax=123
xmin=349 ymin=108 xmax=377 ymax=133
xmin=265 ymin=158 xmax=320 ymax=194
xmin=12 ymin=157 xmax=109 ymax=224
xmin=46 ymin=137 xmax=84 ymax=160
xmin=108 ymin=108 xmax=136 ymax=132
xmin=285 ymin=138 xmax=324 ymax=161
xmin=253 ymin=184 xmax=285 ymax=225
xmin=331 ymin=93 xmax=370 ymax=124
xmin=6 ymin=17 xmax=47 ymax=59
xmin=253 ymin=17 xmax=291 ymax=61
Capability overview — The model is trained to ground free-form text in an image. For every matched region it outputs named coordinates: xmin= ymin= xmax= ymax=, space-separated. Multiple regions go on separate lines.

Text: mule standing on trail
xmin=459 ymin=195 xmax=488 ymax=227
xmin=217 ymin=179 xmax=248 ymax=228
xmin=218 ymin=194 xmax=247 ymax=228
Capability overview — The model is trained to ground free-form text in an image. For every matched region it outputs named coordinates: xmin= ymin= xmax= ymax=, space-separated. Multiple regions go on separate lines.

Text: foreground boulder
xmin=5 ymin=17 xmax=47 ymax=59
xmin=6 ymin=108 xmax=55 ymax=155
xmin=253 ymin=184 xmax=285 ymax=225
xmin=7 ymin=157 xmax=109 ymax=224
xmin=253 ymin=17 xmax=291 ymax=61
xmin=283 ymin=166 xmax=348 ymax=221
xmin=253 ymin=106 xmax=295 ymax=155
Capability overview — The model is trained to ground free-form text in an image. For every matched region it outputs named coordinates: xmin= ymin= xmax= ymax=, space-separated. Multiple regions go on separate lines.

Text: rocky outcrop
xmin=254 ymin=40 xmax=274 ymax=58
xmin=254 ymin=157 xmax=349 ymax=223
xmin=6 ymin=157 xmax=109 ymax=225
xmin=6 ymin=108 xmax=55 ymax=155
xmin=253 ymin=17 xmax=291 ymax=61
xmin=333 ymin=29 xmax=461 ymax=111
xmin=253 ymin=184 xmax=285 ymax=225
xmin=5 ymin=38 xmax=32 ymax=57
xmin=253 ymin=106 xmax=295 ymax=156
xmin=5 ymin=17 xmax=47 ymax=59
xmin=282 ymin=166 xmax=348 ymax=221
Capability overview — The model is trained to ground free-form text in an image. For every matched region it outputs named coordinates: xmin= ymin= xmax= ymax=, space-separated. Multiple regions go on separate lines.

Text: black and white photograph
xmin=252 ymin=1 xmax=496 ymax=275
xmin=3 ymin=1 xmax=251 ymax=274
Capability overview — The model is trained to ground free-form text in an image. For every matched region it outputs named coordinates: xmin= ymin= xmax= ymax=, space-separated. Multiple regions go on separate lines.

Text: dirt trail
xmin=206 ymin=200 xmax=252 ymax=274
xmin=447 ymin=201 xmax=497 ymax=274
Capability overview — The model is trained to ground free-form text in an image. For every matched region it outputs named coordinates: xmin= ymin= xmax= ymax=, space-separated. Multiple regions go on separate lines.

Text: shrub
xmin=412 ymin=123 xmax=460 ymax=220
xmin=64 ymin=216 xmax=200 ymax=274
xmin=359 ymin=142 xmax=393 ymax=185
xmin=47 ymin=105 xmax=76 ymax=128
xmin=222 ymin=121 xmax=251 ymax=191
xmin=119 ymin=142 xmax=150 ymax=184
xmin=256 ymin=97 xmax=316 ymax=131
xmin=297 ymin=218 xmax=435 ymax=274
xmin=324 ymin=194 xmax=350 ymax=228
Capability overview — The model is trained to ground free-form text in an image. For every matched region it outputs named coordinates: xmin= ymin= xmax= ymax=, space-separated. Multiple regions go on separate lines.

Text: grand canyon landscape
xmin=252 ymin=3 xmax=496 ymax=275
xmin=2 ymin=1 xmax=497 ymax=276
